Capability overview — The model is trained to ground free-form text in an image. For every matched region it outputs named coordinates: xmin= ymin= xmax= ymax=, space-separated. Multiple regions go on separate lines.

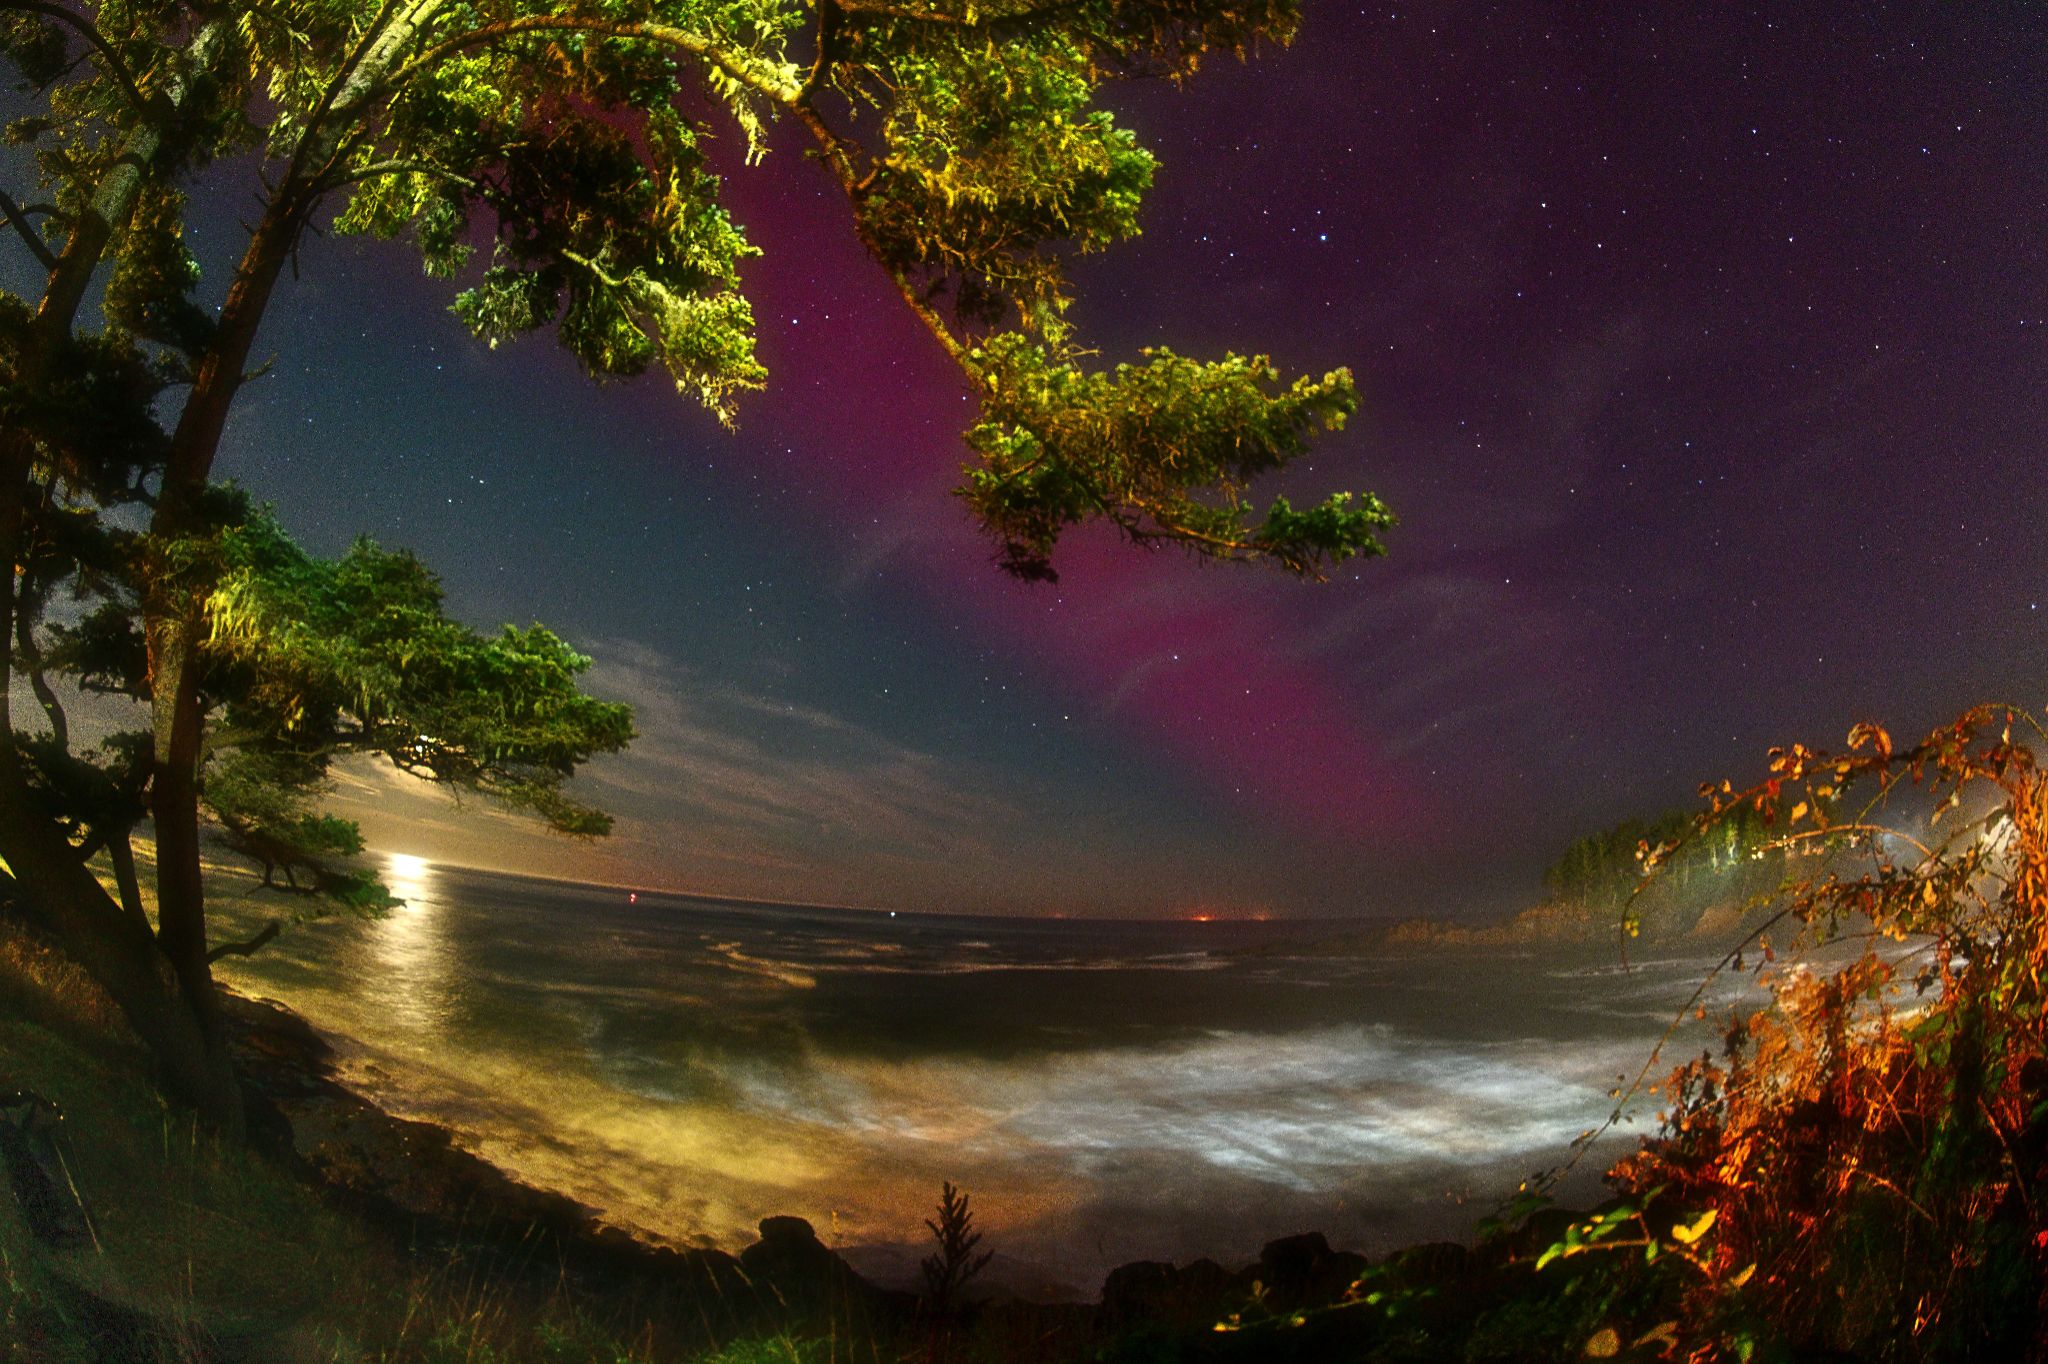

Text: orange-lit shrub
xmin=1611 ymin=704 xmax=2048 ymax=1361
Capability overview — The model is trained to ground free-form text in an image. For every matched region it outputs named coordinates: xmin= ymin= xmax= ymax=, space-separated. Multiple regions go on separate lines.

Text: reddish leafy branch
xmin=1597 ymin=702 xmax=2048 ymax=1358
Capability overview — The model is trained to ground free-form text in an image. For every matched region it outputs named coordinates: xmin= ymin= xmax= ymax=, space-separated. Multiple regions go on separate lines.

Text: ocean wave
xmin=707 ymin=942 xmax=819 ymax=989
xmin=210 ymin=863 xmax=1702 ymax=1275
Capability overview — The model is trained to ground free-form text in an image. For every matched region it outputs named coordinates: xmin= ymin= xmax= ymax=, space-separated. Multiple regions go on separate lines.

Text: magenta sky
xmin=191 ymin=3 xmax=2046 ymax=919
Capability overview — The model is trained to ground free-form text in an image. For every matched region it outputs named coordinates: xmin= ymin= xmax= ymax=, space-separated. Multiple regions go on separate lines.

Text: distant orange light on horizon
xmin=1176 ymin=904 xmax=1273 ymax=922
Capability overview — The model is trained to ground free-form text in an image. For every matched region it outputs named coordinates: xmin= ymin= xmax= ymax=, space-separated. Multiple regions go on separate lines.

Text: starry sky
xmin=27 ymin=2 xmax=2046 ymax=919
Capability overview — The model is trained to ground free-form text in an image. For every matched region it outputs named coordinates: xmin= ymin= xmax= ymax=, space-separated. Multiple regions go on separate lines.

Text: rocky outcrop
xmin=1384 ymin=900 xmax=1609 ymax=947
xmin=1095 ymin=1232 xmax=1372 ymax=1333
xmin=1251 ymin=1232 xmax=1369 ymax=1312
xmin=739 ymin=1215 xmax=893 ymax=1315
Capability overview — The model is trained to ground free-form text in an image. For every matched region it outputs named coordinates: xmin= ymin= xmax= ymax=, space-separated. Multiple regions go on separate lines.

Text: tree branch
xmin=801 ymin=0 xmax=841 ymax=101
xmin=1115 ymin=495 xmax=1267 ymax=561
xmin=10 ymin=501 xmax=72 ymax=750
xmin=314 ymin=0 xmax=410 ymax=122
xmin=288 ymin=0 xmax=435 ymax=190
xmin=0 ymin=0 xmax=152 ymax=115
xmin=0 ymin=187 xmax=58 ymax=271
xmin=14 ymin=601 xmax=70 ymax=751
xmin=205 ymin=919 xmax=281 ymax=963
xmin=317 ymin=158 xmax=477 ymax=193
xmin=790 ymin=103 xmax=970 ymax=366
xmin=389 ymin=15 xmax=803 ymax=107
xmin=35 ymin=16 xmax=229 ymax=336
xmin=833 ymin=0 xmax=1094 ymax=31
xmin=105 ymin=833 xmax=151 ymax=933
xmin=827 ymin=0 xmax=1114 ymax=36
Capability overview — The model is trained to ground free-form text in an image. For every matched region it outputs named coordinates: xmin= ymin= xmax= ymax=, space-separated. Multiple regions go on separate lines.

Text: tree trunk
xmin=139 ymin=187 xmax=311 ymax=1130
xmin=0 ymin=17 xmax=242 ymax=1129
xmin=107 ymin=834 xmax=150 ymax=933
xmin=145 ymin=622 xmax=226 ymax=1088
xmin=0 ymin=752 xmax=243 ymax=1132
xmin=4 ymin=2 xmax=439 ymax=1135
xmin=119 ymin=1 xmax=443 ymax=1131
xmin=0 ymin=461 xmax=234 ymax=1123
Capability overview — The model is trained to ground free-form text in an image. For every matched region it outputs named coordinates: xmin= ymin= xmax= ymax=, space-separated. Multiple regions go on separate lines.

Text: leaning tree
xmin=0 ymin=0 xmax=1391 ymax=1131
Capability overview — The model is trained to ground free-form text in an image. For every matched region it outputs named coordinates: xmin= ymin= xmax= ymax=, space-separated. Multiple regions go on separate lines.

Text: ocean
xmin=209 ymin=855 xmax=1744 ymax=1296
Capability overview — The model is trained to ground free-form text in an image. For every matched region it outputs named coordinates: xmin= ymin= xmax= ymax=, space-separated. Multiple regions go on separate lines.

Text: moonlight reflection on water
xmin=365 ymin=853 xmax=455 ymax=1034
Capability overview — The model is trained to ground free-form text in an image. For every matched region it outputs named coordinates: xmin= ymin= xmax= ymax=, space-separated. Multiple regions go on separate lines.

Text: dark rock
xmin=1097 ymin=1254 xmax=1278 ymax=1331
xmin=0 ymin=1090 xmax=91 ymax=1249
xmin=1253 ymin=1231 xmax=1367 ymax=1311
xmin=1176 ymin=1258 xmax=1234 ymax=1301
xmin=739 ymin=1215 xmax=885 ymax=1316
xmin=1097 ymin=1260 xmax=1179 ymax=1326
xmin=1325 ymin=1251 xmax=1369 ymax=1291
xmin=1258 ymin=1231 xmax=1330 ymax=1282
xmin=758 ymin=1214 xmax=821 ymax=1247
xmin=1384 ymin=1240 xmax=1472 ymax=1287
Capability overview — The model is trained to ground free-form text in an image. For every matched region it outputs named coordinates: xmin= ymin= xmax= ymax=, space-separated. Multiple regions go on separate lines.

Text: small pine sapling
xmin=920 ymin=1182 xmax=995 ymax=1312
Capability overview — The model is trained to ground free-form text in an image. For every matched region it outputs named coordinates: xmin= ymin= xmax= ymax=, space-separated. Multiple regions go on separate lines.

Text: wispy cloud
xmin=579 ymin=639 xmax=1025 ymax=857
xmin=322 ymin=638 xmax=1062 ymax=909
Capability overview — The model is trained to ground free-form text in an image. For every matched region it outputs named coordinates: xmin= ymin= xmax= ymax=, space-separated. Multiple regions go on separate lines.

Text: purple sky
xmin=183 ymin=2 xmax=2048 ymax=919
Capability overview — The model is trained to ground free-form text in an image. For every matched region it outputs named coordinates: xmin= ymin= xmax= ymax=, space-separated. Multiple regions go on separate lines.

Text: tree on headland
xmin=1543 ymin=802 xmax=1781 ymax=929
xmin=0 ymin=0 xmax=1387 ymax=1130
xmin=3 ymin=479 xmax=634 ymax=1127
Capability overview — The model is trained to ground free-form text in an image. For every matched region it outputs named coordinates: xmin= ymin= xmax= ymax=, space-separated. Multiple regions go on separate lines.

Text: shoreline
xmin=222 ymin=986 xmax=1084 ymax=1304
xmin=213 ymin=955 xmax=1634 ymax=1290
xmin=208 ymin=982 xmax=1647 ymax=1364
xmin=186 ymin=851 xmax=1738 ymax=1316
xmin=218 ymin=986 xmax=1423 ymax=1314
xmin=197 ymin=861 xmax=1684 ymax=1297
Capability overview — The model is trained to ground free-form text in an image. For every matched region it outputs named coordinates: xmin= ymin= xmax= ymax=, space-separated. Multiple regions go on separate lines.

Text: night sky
xmin=51 ymin=3 xmax=2048 ymax=919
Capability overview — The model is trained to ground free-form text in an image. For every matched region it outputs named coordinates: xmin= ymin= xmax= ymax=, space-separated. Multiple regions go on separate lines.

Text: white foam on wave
xmin=752 ymin=1026 xmax=1640 ymax=1192
xmin=204 ymin=862 xmax=1688 ymax=1273
xmin=239 ymin=963 xmax=1647 ymax=1270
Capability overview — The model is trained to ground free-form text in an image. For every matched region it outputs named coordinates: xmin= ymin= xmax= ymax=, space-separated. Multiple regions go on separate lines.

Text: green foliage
xmin=427 ymin=100 xmax=769 ymax=422
xmin=176 ymin=500 xmax=635 ymax=909
xmin=0 ymin=297 xmax=170 ymax=502
xmin=1543 ymin=802 xmax=1781 ymax=929
xmin=962 ymin=338 xmax=1379 ymax=579
xmin=1543 ymin=813 xmax=1688 ymax=910
xmin=4 ymin=0 xmax=1370 ymax=568
xmin=201 ymin=749 xmax=393 ymax=913
xmin=862 ymin=32 xmax=1156 ymax=322
xmin=5 ymin=474 xmax=630 ymax=924
xmin=202 ymin=506 xmax=634 ymax=808
xmin=9 ymin=728 xmax=148 ymax=840
xmin=0 ymin=0 xmax=1376 ymax=1126
xmin=100 ymin=184 xmax=214 ymax=357
xmin=0 ymin=7 xmax=70 ymax=88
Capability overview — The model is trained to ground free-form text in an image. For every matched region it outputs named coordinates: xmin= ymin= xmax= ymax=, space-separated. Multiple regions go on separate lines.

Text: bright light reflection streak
xmin=365 ymin=853 xmax=452 ymax=1034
